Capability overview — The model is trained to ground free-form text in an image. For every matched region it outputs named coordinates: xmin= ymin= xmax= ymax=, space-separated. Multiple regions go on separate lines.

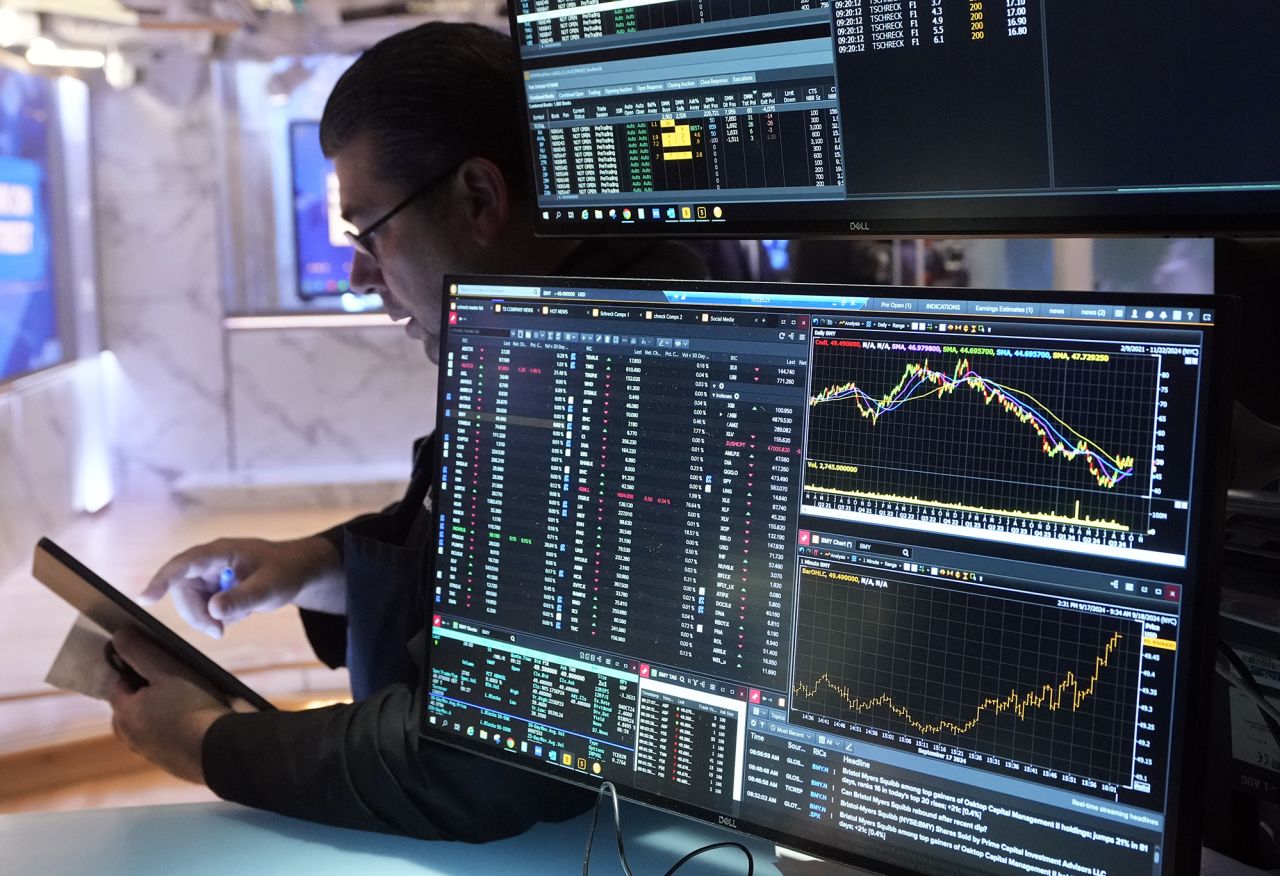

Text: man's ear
xmin=453 ymin=157 xmax=510 ymax=247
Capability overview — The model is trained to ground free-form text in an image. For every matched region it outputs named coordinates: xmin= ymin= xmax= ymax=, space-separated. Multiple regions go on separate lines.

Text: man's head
xmin=320 ymin=23 xmax=542 ymax=358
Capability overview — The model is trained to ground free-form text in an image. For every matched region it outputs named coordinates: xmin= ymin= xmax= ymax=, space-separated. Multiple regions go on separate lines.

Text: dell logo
xmin=718 ymin=816 xmax=739 ymax=829
xmin=848 ymin=221 xmax=871 ymax=231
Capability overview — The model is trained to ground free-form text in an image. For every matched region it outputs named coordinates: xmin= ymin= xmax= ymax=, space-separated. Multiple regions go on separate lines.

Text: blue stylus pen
xmin=218 ymin=567 xmax=237 ymax=592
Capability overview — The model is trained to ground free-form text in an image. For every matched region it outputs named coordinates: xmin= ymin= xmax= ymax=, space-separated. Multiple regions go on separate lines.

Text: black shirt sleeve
xmin=298 ymin=609 xmax=349 ymax=669
xmin=202 ymin=684 xmax=594 ymax=841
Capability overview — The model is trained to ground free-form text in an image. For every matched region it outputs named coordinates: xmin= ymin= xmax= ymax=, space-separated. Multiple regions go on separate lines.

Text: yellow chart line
xmin=811 ymin=359 xmax=1137 ymax=486
xmin=794 ymin=631 xmax=1125 ymax=737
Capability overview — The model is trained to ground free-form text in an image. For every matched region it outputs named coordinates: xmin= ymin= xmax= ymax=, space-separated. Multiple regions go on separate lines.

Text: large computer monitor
xmin=0 ymin=64 xmax=61 ymax=383
xmin=423 ymin=276 xmax=1235 ymax=875
xmin=289 ymin=121 xmax=353 ymax=299
xmin=508 ymin=1 xmax=1280 ymax=237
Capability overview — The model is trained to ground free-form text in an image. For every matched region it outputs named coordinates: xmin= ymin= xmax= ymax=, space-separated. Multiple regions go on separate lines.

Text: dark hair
xmin=320 ymin=22 xmax=526 ymax=192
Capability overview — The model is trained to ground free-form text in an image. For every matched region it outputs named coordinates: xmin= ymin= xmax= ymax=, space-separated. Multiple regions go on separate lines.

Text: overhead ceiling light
xmin=26 ymin=37 xmax=106 ymax=69
xmin=103 ymin=48 xmax=135 ymax=88
xmin=0 ymin=8 xmax=40 ymax=48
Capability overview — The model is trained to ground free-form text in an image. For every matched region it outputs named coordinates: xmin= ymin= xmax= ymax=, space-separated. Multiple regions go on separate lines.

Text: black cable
xmin=583 ymin=782 xmax=636 ymax=876
xmin=1219 ymin=640 xmax=1274 ymax=707
xmin=662 ymin=841 xmax=755 ymax=876
xmin=1218 ymin=639 xmax=1280 ymax=751
xmin=581 ymin=782 xmax=755 ymax=876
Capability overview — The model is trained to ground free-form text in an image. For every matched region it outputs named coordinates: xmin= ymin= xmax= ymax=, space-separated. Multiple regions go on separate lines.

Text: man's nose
xmin=349 ymin=250 xmax=385 ymax=295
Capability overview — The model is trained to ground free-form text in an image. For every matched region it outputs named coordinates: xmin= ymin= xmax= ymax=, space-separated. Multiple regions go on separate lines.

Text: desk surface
xmin=1 ymin=799 xmax=1264 ymax=876
xmin=0 ymin=800 xmax=789 ymax=876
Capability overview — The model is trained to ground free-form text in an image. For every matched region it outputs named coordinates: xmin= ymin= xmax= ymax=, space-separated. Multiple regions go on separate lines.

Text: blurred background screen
xmin=0 ymin=65 xmax=60 ymax=383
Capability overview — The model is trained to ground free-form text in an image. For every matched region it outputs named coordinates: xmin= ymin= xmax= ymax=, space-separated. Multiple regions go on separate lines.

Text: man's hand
xmin=105 ymin=626 xmax=237 ymax=785
xmin=141 ymin=536 xmax=344 ymax=638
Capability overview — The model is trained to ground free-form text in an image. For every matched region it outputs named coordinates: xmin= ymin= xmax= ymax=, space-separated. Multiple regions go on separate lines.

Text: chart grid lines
xmin=802 ymin=330 xmax=1164 ymax=557
xmin=792 ymin=572 xmax=1143 ymax=786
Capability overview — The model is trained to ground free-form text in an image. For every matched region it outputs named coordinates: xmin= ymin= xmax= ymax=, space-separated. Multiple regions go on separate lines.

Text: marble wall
xmin=226 ymin=324 xmax=434 ymax=474
xmin=0 ymin=359 xmax=111 ymax=579
xmin=92 ymin=84 xmax=229 ymax=498
xmin=88 ymin=78 xmax=432 ymax=510
xmin=2 ymin=71 xmax=425 ymax=580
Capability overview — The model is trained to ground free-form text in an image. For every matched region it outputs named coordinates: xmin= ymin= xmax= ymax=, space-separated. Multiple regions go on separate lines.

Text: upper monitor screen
xmin=509 ymin=0 xmax=1280 ymax=237
xmin=0 ymin=66 xmax=60 ymax=383
xmin=424 ymin=276 xmax=1233 ymax=876
xmin=289 ymin=121 xmax=353 ymax=298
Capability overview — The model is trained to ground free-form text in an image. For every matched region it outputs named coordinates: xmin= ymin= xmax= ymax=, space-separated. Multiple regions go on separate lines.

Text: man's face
xmin=334 ymin=134 xmax=469 ymax=361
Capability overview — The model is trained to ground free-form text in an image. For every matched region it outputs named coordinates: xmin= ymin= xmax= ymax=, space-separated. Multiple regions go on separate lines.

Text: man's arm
xmin=203 ymin=686 xmax=594 ymax=841
xmin=107 ymin=626 xmax=592 ymax=841
xmin=106 ymin=626 xmax=234 ymax=784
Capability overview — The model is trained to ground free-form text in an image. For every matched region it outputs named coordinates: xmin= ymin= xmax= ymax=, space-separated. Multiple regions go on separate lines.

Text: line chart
xmin=802 ymin=332 xmax=1162 ymax=554
xmin=794 ymin=630 xmax=1124 ymax=736
xmin=791 ymin=570 xmax=1144 ymax=787
xmin=810 ymin=357 xmax=1136 ymax=490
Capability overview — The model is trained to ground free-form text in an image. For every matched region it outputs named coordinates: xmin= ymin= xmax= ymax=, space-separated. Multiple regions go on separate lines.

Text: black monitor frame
xmin=423 ymin=275 xmax=1237 ymax=875
xmin=504 ymin=2 xmax=1280 ymax=240
xmin=516 ymin=194 xmax=1280 ymax=240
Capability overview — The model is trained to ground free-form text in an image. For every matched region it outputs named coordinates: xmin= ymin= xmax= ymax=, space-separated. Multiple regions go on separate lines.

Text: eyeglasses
xmin=343 ymin=163 xmax=459 ymax=261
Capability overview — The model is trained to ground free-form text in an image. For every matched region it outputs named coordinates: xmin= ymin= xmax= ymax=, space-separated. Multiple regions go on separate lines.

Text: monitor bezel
xmin=425 ymin=274 xmax=1238 ymax=875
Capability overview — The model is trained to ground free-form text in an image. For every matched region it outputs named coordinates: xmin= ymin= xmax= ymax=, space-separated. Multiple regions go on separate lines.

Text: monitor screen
xmin=289 ymin=121 xmax=353 ymax=298
xmin=509 ymin=1 xmax=1280 ymax=237
xmin=423 ymin=276 xmax=1234 ymax=875
xmin=0 ymin=65 xmax=61 ymax=383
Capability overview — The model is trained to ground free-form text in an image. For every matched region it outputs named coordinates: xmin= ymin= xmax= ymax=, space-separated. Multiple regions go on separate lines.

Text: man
xmin=106 ymin=21 xmax=706 ymax=839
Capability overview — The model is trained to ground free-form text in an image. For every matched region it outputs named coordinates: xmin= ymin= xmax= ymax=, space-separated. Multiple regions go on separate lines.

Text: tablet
xmin=32 ymin=537 xmax=275 ymax=711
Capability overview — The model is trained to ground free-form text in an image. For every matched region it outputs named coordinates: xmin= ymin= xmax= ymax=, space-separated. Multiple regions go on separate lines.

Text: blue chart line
xmin=810 ymin=357 xmax=1137 ymax=490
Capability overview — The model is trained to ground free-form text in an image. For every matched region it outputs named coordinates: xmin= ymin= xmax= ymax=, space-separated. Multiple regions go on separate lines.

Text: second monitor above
xmin=510 ymin=0 xmax=1280 ymax=238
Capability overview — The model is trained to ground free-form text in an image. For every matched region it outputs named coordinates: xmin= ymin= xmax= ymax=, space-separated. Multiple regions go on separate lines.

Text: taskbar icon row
xmin=543 ymin=204 xmax=725 ymax=223
xmin=428 ymin=713 xmax=605 ymax=776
